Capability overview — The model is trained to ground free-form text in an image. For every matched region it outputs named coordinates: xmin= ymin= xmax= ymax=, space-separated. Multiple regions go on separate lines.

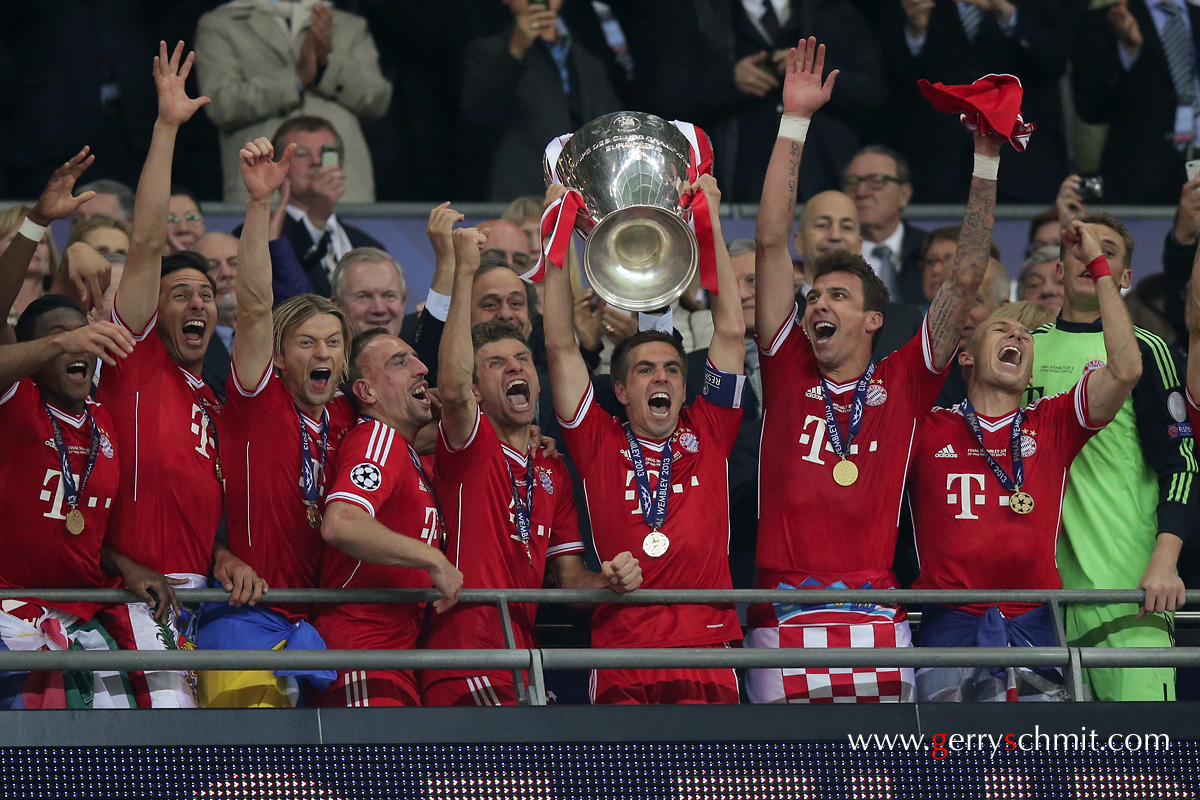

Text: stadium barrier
xmin=3 ymin=587 xmax=1198 ymax=705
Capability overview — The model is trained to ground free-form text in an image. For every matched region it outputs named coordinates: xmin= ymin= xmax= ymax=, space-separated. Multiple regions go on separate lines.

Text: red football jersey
xmin=0 ymin=379 xmax=121 ymax=620
xmin=752 ymin=306 xmax=948 ymax=626
xmin=99 ymin=310 xmax=223 ymax=576
xmin=220 ymin=365 xmax=356 ymax=621
xmin=314 ymin=417 xmax=442 ymax=651
xmin=559 ymin=382 xmax=742 ymax=648
xmin=425 ymin=411 xmax=584 ymax=661
xmin=910 ymin=377 xmax=1100 ymax=617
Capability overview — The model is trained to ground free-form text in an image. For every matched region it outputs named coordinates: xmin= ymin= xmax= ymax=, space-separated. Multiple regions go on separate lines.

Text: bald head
xmin=794 ymin=191 xmax=860 ymax=267
xmin=480 ymin=219 xmax=531 ymax=272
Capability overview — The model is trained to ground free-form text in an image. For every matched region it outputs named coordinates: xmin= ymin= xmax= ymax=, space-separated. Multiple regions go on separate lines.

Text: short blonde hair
xmin=66 ymin=214 xmax=130 ymax=248
xmin=988 ymin=300 xmax=1056 ymax=331
xmin=272 ymin=294 xmax=355 ymax=381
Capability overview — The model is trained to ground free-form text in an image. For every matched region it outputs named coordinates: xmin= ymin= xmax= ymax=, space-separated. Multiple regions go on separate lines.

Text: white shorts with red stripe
xmin=744 ymin=621 xmax=916 ymax=704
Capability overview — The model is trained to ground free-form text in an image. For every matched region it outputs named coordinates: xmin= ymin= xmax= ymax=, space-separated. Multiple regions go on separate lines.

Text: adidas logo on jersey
xmin=935 ymin=444 xmax=957 ymax=458
xmin=805 ymin=386 xmax=823 ymax=400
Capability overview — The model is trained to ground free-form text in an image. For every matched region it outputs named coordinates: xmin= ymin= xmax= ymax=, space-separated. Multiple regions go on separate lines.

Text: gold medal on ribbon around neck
xmin=642 ymin=531 xmax=670 ymax=558
xmin=832 ymin=459 xmax=859 ymax=487
xmin=306 ymin=503 xmax=322 ymax=529
xmin=65 ymin=507 xmax=86 ymax=536
xmin=1010 ymin=490 xmax=1035 ymax=515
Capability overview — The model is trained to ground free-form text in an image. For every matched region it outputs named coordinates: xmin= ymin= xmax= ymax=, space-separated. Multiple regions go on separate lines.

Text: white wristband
xmin=18 ymin=217 xmax=47 ymax=242
xmin=973 ymin=153 xmax=1000 ymax=181
xmin=778 ymin=115 xmax=811 ymax=143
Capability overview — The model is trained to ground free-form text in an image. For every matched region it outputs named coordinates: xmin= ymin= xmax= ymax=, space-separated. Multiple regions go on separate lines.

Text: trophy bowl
xmin=547 ymin=112 xmax=701 ymax=312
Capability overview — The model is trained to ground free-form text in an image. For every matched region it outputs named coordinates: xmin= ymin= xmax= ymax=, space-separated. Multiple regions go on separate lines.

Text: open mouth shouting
xmin=648 ymin=390 xmax=672 ymax=419
xmin=182 ymin=319 xmax=207 ymax=347
xmin=997 ymin=345 xmax=1023 ymax=368
xmin=505 ymin=378 xmax=531 ymax=412
xmin=812 ymin=320 xmax=837 ymax=344
xmin=309 ymin=367 xmax=333 ymax=392
xmin=411 ymin=381 xmax=430 ymax=408
xmin=65 ymin=359 xmax=90 ymax=383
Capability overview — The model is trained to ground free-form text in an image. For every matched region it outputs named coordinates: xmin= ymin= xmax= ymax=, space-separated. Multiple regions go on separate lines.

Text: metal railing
xmin=4 ymin=587 xmax=1198 ymax=704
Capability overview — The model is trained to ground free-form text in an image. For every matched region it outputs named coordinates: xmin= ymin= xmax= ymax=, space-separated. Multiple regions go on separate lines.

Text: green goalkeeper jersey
xmin=1026 ymin=318 xmax=1197 ymax=589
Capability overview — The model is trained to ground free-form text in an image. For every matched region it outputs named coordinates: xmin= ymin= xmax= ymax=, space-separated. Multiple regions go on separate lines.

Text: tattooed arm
xmin=755 ymin=37 xmax=838 ymax=345
xmin=925 ymin=132 xmax=1003 ymax=370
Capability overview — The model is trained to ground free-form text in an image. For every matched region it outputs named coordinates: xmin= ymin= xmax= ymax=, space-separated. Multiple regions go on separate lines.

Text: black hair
xmin=162 ymin=251 xmax=217 ymax=291
xmin=611 ymin=330 xmax=687 ymax=384
xmin=15 ymin=294 xmax=86 ymax=343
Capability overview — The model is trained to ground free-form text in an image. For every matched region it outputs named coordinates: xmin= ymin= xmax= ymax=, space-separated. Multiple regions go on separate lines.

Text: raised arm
xmin=0 ymin=321 xmax=134 ymax=395
xmin=694 ymin=175 xmax=745 ymax=374
xmin=1061 ymin=221 xmax=1141 ymax=424
xmin=232 ymin=137 xmax=295 ymax=389
xmin=437 ymin=227 xmax=486 ymax=449
xmin=925 ymin=132 xmax=1002 ymax=370
xmin=754 ymin=37 xmax=838 ymax=344
xmin=115 ymin=42 xmax=211 ymax=333
xmin=1188 ymin=231 xmax=1200 ymax=404
xmin=0 ymin=149 xmax=96 ymax=340
xmin=322 ymin=502 xmax=463 ymax=613
xmin=540 ymin=186 xmax=592 ymax=421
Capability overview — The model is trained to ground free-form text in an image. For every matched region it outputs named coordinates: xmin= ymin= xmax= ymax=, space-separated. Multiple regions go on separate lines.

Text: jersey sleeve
xmin=227 ymin=351 xmax=273 ymax=401
xmin=434 ymin=407 xmax=489 ymax=484
xmin=1033 ymin=370 xmax=1104 ymax=463
xmin=546 ymin=461 xmax=584 ymax=559
xmin=684 ymin=394 xmax=743 ymax=457
xmin=885 ymin=314 xmax=952 ymax=412
xmin=325 ymin=422 xmax=402 ymax=518
xmin=0 ymin=377 xmax=35 ymax=419
xmin=557 ymin=379 xmax=620 ymax=466
xmin=1130 ymin=332 xmax=1199 ymax=542
xmin=101 ymin=308 xmax=166 ymax=394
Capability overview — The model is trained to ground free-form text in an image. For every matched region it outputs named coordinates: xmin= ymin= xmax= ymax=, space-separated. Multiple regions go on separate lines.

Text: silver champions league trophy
xmin=545 ymin=112 xmax=704 ymax=312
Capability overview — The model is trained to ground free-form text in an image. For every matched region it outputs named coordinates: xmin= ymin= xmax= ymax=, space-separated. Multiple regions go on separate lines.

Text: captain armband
xmin=701 ymin=361 xmax=746 ymax=409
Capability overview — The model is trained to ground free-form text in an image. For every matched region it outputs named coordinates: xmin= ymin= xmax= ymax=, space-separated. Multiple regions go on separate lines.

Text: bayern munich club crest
xmin=1020 ymin=432 xmax=1037 ymax=458
xmin=866 ymin=382 xmax=888 ymax=407
xmin=1083 ymin=359 xmax=1106 ymax=375
xmin=538 ymin=469 xmax=555 ymax=495
xmin=678 ymin=432 xmax=700 ymax=454
xmin=350 ymin=462 xmax=383 ymax=492
xmin=99 ymin=431 xmax=114 ymax=459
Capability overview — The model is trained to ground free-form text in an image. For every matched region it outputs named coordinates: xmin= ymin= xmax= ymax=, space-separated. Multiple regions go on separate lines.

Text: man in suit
xmin=192 ymin=232 xmax=240 ymax=400
xmin=729 ymin=0 xmax=886 ymax=201
xmin=1074 ymin=0 xmax=1200 ymax=204
xmin=845 ymin=145 xmax=927 ymax=307
xmin=195 ymin=0 xmax=392 ymax=204
xmin=879 ymin=0 xmax=1069 ymax=203
xmin=271 ymin=116 xmax=385 ymax=298
xmin=461 ymin=0 xmax=623 ymax=201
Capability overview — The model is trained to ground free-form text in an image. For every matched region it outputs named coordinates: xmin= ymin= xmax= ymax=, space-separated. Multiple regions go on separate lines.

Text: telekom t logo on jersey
xmin=798 ymin=415 xmax=879 ymax=465
xmin=40 ymin=469 xmax=113 ymax=520
xmin=623 ymin=468 xmax=700 ymax=514
xmin=946 ymin=473 xmax=987 ymax=520
xmin=189 ymin=403 xmax=214 ymax=460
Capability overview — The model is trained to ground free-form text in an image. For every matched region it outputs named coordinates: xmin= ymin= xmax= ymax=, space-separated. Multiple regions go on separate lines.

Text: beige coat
xmin=196 ymin=0 xmax=392 ymax=203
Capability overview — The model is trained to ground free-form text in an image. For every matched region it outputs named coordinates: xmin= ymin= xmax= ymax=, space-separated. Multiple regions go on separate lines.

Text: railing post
xmin=1067 ymin=647 xmax=1087 ymax=702
xmin=527 ymin=650 xmax=548 ymax=706
xmin=496 ymin=599 xmax=530 ymax=706
xmin=1048 ymin=597 xmax=1078 ymax=700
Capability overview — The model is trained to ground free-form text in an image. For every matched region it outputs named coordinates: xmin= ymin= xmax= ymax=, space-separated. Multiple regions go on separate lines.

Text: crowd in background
xmin=1 ymin=0 xmax=1198 ymax=206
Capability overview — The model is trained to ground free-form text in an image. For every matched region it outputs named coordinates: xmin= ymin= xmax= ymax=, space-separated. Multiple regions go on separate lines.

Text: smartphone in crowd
xmin=320 ymin=145 xmax=342 ymax=168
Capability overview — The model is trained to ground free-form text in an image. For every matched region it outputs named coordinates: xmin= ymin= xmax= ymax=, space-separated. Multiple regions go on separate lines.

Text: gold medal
xmin=214 ymin=459 xmax=224 ymax=481
xmin=306 ymin=503 xmax=322 ymax=529
xmin=832 ymin=459 xmax=859 ymax=487
xmin=642 ymin=531 xmax=670 ymax=558
xmin=65 ymin=507 xmax=86 ymax=536
xmin=1010 ymin=490 xmax=1035 ymax=515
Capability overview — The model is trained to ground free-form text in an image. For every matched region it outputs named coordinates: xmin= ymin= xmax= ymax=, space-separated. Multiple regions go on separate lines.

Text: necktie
xmin=306 ymin=228 xmax=333 ymax=267
xmin=1158 ymin=1 xmax=1197 ymax=107
xmin=959 ymin=3 xmax=986 ymax=44
xmin=760 ymin=1 xmax=782 ymax=44
xmin=872 ymin=244 xmax=898 ymax=297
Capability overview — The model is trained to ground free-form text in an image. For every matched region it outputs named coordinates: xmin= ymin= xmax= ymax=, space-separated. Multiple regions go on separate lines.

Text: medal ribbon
xmin=44 ymin=403 xmax=100 ymax=513
xmin=502 ymin=452 xmax=536 ymax=560
xmin=406 ymin=443 xmax=448 ymax=551
xmin=960 ymin=399 xmax=1025 ymax=492
xmin=819 ymin=361 xmax=876 ymax=460
xmin=297 ymin=407 xmax=330 ymax=507
xmin=623 ymin=424 xmax=673 ymax=531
